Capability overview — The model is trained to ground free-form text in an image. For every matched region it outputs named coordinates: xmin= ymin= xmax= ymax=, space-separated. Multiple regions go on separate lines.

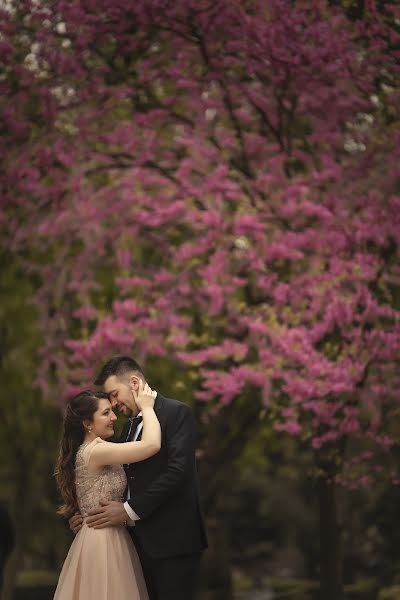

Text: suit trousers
xmin=130 ymin=531 xmax=202 ymax=600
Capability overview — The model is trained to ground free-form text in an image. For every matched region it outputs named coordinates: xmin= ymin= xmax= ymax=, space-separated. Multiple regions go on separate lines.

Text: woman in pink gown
xmin=53 ymin=384 xmax=160 ymax=600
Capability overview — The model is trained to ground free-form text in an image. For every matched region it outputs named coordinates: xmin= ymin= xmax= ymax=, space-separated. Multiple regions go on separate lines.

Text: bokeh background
xmin=1 ymin=1 xmax=400 ymax=599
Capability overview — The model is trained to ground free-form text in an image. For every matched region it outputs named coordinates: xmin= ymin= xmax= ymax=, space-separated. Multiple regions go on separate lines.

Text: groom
xmin=71 ymin=356 xmax=208 ymax=600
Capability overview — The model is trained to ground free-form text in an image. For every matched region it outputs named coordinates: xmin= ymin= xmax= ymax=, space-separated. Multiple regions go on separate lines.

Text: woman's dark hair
xmin=55 ymin=390 xmax=109 ymax=518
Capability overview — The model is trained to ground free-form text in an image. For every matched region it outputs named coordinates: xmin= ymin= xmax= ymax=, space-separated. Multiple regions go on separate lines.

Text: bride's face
xmin=90 ymin=398 xmax=117 ymax=439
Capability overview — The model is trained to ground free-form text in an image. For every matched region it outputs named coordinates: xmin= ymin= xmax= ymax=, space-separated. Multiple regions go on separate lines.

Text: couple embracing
xmin=54 ymin=356 xmax=208 ymax=600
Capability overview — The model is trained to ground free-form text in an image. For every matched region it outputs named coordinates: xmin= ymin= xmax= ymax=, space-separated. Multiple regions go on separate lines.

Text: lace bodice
xmin=75 ymin=438 xmax=127 ymax=516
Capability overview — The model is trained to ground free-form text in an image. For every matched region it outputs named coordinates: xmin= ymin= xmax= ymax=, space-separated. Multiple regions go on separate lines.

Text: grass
xmin=16 ymin=570 xmax=59 ymax=587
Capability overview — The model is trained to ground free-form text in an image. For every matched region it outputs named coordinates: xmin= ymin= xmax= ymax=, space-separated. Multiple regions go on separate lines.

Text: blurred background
xmin=1 ymin=1 xmax=400 ymax=599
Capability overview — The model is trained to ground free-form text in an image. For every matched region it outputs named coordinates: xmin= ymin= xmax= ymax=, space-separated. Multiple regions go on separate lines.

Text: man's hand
xmin=69 ymin=512 xmax=83 ymax=535
xmin=86 ymin=500 xmax=127 ymax=529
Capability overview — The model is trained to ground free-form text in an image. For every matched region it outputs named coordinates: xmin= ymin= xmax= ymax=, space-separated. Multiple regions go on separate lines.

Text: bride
xmin=53 ymin=382 xmax=160 ymax=600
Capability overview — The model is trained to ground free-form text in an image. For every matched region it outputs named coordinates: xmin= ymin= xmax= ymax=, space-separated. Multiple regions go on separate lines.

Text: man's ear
xmin=130 ymin=375 xmax=140 ymax=389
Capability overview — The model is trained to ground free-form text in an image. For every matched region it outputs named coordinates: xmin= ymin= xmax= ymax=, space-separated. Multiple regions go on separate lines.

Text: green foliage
xmin=16 ymin=571 xmax=58 ymax=587
xmin=0 ymin=252 xmax=68 ymax=598
xmin=230 ymin=424 xmax=319 ymax=584
xmin=344 ymin=579 xmax=379 ymax=599
xmin=378 ymin=587 xmax=400 ymax=600
xmin=232 ymin=572 xmax=254 ymax=592
xmin=13 ymin=572 xmax=57 ymax=600
xmin=266 ymin=577 xmax=318 ymax=600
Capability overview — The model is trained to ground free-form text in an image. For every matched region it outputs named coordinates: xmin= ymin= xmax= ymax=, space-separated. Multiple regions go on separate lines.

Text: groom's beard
xmin=116 ymin=404 xmax=133 ymax=418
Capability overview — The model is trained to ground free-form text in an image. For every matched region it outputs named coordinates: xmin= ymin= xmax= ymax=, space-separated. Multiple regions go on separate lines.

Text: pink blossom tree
xmin=2 ymin=1 xmax=400 ymax=597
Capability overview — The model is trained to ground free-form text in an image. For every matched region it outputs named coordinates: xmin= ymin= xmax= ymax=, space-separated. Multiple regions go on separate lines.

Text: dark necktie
xmin=125 ymin=416 xmax=143 ymax=442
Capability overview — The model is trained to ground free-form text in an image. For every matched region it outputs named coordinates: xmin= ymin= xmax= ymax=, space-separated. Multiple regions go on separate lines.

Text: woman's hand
xmin=132 ymin=380 xmax=156 ymax=411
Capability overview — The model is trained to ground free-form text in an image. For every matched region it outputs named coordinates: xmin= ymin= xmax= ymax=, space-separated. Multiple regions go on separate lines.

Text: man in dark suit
xmin=77 ymin=356 xmax=207 ymax=600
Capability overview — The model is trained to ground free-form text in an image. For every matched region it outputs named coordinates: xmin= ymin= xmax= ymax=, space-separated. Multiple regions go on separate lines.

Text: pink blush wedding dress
xmin=54 ymin=438 xmax=148 ymax=600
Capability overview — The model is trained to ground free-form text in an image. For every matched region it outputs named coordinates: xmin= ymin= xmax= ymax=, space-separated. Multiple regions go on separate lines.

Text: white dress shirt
xmin=123 ymin=414 xmax=144 ymax=523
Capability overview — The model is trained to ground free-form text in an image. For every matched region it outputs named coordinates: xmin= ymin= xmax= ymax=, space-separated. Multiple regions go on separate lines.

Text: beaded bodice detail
xmin=75 ymin=439 xmax=127 ymax=517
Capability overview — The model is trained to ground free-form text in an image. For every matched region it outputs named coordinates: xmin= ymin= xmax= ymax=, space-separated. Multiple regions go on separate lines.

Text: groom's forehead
xmin=103 ymin=375 xmax=119 ymax=392
xmin=103 ymin=374 xmax=129 ymax=391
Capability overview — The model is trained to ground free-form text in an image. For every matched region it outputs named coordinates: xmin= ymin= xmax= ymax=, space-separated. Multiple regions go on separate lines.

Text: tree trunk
xmin=198 ymin=446 xmax=234 ymax=600
xmin=198 ymin=514 xmax=233 ymax=600
xmin=195 ymin=390 xmax=263 ymax=599
xmin=1 ymin=543 xmax=22 ymax=600
xmin=1 ymin=466 xmax=31 ymax=600
xmin=317 ymin=475 xmax=343 ymax=600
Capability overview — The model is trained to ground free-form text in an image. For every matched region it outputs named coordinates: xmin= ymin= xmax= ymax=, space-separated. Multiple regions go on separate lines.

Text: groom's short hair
xmin=94 ymin=356 xmax=144 ymax=386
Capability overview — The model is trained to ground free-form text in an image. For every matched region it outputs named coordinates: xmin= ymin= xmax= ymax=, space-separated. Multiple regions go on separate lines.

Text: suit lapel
xmin=118 ymin=419 xmax=132 ymax=443
xmin=136 ymin=393 xmax=164 ymax=441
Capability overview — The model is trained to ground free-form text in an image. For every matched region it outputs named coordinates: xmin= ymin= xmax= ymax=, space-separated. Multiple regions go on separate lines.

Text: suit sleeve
xmin=128 ymin=404 xmax=196 ymax=519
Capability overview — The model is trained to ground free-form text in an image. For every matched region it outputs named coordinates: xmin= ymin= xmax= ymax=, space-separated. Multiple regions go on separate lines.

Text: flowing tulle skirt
xmin=54 ymin=523 xmax=148 ymax=600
